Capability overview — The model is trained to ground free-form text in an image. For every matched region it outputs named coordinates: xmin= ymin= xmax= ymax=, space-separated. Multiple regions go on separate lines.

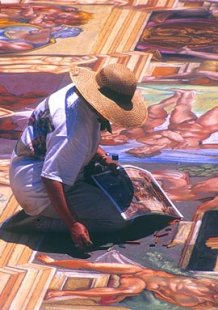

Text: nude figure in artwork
xmin=153 ymin=168 xmax=218 ymax=202
xmin=100 ymin=88 xmax=218 ymax=151
xmin=37 ymin=254 xmax=218 ymax=309
xmin=125 ymin=89 xmax=218 ymax=157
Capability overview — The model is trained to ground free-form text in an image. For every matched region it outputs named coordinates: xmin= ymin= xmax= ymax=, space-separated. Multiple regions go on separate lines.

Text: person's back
xmin=10 ymin=83 xmax=101 ymax=216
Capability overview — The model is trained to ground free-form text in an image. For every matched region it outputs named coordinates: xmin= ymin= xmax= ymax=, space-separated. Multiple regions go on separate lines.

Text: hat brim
xmin=70 ymin=67 xmax=147 ymax=128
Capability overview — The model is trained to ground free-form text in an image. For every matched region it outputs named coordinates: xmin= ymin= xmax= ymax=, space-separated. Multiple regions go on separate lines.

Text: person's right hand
xmin=69 ymin=222 xmax=93 ymax=251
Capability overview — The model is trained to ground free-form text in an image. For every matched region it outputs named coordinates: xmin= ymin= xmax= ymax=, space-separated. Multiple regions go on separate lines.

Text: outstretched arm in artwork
xmin=37 ymin=254 xmax=142 ymax=274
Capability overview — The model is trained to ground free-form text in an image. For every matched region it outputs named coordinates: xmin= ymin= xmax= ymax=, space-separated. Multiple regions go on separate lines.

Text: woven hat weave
xmin=70 ymin=63 xmax=147 ymax=128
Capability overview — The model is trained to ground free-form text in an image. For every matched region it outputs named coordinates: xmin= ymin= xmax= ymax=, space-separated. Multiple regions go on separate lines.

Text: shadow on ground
xmin=0 ymin=212 xmax=173 ymax=259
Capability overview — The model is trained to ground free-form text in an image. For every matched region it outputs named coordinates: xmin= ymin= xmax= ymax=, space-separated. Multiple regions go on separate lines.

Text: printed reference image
xmin=92 ymin=165 xmax=183 ymax=221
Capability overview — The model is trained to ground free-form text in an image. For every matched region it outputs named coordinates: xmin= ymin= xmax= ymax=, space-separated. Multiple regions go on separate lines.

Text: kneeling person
xmin=9 ymin=64 xmax=147 ymax=250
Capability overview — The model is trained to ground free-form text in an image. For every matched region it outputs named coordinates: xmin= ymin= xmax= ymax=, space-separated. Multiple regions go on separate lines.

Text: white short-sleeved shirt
xmin=9 ymin=83 xmax=101 ymax=215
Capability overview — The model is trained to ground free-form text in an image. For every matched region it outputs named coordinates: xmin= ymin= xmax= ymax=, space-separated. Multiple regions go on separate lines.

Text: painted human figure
xmin=0 ymin=4 xmax=92 ymax=28
xmin=154 ymin=169 xmax=218 ymax=202
xmin=126 ymin=89 xmax=218 ymax=156
xmin=101 ymin=88 xmax=218 ymax=153
xmin=37 ymin=254 xmax=218 ymax=309
xmin=0 ymin=4 xmax=92 ymax=53
xmin=0 ymin=25 xmax=82 ymax=54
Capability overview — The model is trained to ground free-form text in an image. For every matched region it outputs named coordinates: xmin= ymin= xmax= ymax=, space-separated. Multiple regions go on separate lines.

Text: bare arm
xmin=37 ymin=254 xmax=143 ymax=274
xmin=179 ymin=46 xmax=218 ymax=60
xmin=42 ymin=177 xmax=93 ymax=250
xmin=96 ymin=146 xmax=108 ymax=158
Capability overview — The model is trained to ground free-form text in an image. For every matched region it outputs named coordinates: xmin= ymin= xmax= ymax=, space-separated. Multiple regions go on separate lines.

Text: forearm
xmin=91 ymin=146 xmax=109 ymax=164
xmin=185 ymin=50 xmax=218 ymax=60
xmin=96 ymin=146 xmax=120 ymax=169
xmin=96 ymin=146 xmax=108 ymax=158
xmin=41 ymin=177 xmax=78 ymax=228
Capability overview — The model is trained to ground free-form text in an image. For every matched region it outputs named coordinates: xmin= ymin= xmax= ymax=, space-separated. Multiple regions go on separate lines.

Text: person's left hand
xmin=104 ymin=156 xmax=120 ymax=174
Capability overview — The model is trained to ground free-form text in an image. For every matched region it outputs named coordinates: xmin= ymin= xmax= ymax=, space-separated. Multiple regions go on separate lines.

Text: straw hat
xmin=70 ymin=63 xmax=147 ymax=128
